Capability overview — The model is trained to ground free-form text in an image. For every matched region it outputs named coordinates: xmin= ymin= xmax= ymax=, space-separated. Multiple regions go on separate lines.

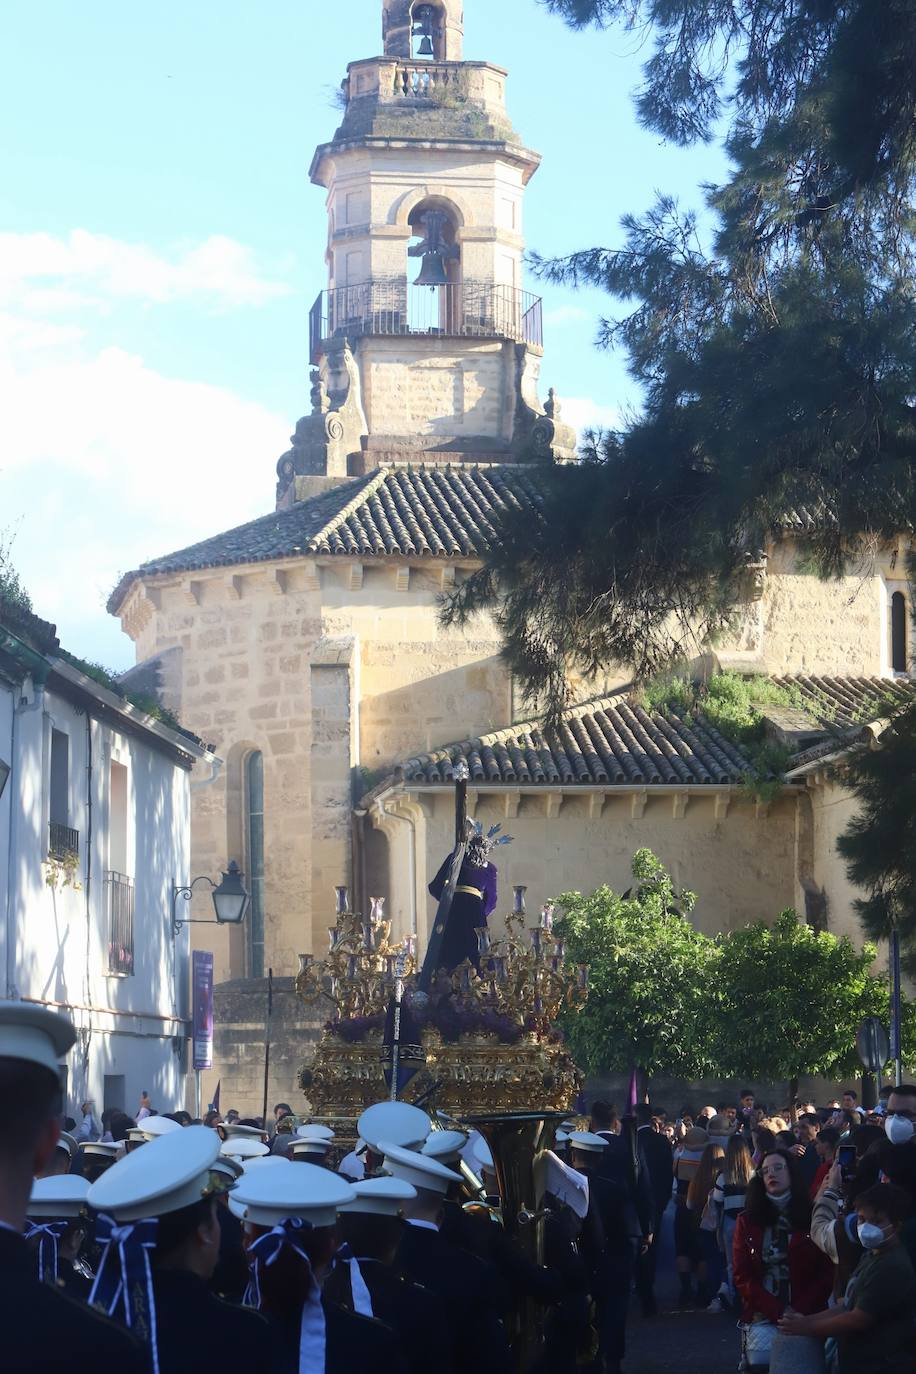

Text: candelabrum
xmin=466 ymin=887 xmax=589 ymax=1031
xmin=295 ymin=887 xmax=417 ymax=1020
xmin=296 ymin=884 xmax=588 ymax=1033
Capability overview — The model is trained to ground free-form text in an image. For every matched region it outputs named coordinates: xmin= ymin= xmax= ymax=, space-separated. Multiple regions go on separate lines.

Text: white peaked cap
xmin=87 ymin=1125 xmax=220 ymax=1223
xmin=138 ymin=1116 xmax=182 ymax=1141
xmin=568 ymin=1130 xmax=609 ymax=1154
xmin=241 ymin=1156 xmax=290 ymax=1174
xmin=473 ymin=1136 xmax=495 ymax=1172
xmin=221 ymin=1137 xmax=269 ymax=1161
xmin=379 ymin=1141 xmax=462 ymax=1195
xmin=358 ymin=1101 xmax=431 ymax=1152
xmin=338 ymin=1151 xmax=366 ymax=1182
xmin=555 ymin=1130 xmax=570 ymax=1145
xmin=56 ymin=1131 xmax=78 ymax=1158
xmin=338 ymin=1177 xmax=417 ymax=1216
xmin=290 ymin=1138 xmax=332 ymax=1158
xmin=0 ymin=1001 xmax=75 ymax=1076
xmin=211 ymin=1155 xmax=243 ymax=1182
xmin=221 ymin=1123 xmax=265 ymax=1141
xmin=79 ymin=1140 xmax=121 ymax=1159
xmin=422 ymin=1130 xmax=468 ymax=1164
xmin=296 ymin=1123 xmax=335 ymax=1140
xmin=231 ymin=1160 xmax=356 ymax=1228
xmin=28 ymin=1174 xmax=91 ymax=1219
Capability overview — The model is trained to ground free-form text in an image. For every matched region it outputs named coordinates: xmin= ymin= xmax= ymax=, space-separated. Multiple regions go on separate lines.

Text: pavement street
xmin=624 ymin=1205 xmax=739 ymax=1374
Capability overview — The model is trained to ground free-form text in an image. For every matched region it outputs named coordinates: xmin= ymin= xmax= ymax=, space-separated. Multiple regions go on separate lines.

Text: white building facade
xmin=0 ymin=600 xmax=219 ymax=1118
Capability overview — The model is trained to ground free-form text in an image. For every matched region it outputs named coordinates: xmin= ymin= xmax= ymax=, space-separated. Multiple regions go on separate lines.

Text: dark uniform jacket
xmin=397 ymin=1220 xmax=510 ymax=1374
xmin=0 ymin=1227 xmax=146 ymax=1374
xmin=152 ymin=1269 xmax=272 ymax=1369
xmin=267 ymin=1295 xmax=407 ymax=1374
xmin=636 ymin=1126 xmax=675 ymax=1219
xmin=324 ymin=1255 xmax=453 ymax=1374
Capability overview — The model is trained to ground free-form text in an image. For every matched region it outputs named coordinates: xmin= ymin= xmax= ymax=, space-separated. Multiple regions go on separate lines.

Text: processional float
xmin=294 ymin=761 xmax=589 ymax=1367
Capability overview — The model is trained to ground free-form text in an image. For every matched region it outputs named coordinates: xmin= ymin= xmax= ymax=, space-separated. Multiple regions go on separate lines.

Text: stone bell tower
xmin=276 ymin=0 xmax=575 ymax=506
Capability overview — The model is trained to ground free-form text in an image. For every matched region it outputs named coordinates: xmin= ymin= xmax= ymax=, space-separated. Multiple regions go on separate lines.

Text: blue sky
xmin=0 ymin=0 xmax=726 ymax=667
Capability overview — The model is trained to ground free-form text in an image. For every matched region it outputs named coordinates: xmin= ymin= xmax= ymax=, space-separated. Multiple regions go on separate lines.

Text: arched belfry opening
xmin=410 ymin=2 xmax=444 ymax=59
xmin=383 ymin=0 xmax=464 ymax=62
xmin=407 ymin=200 xmax=461 ymax=332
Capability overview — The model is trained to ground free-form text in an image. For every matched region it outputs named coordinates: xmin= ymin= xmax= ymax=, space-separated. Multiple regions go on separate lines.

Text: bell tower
xmin=276 ymin=0 xmax=575 ymax=506
xmin=383 ymin=0 xmax=464 ymax=62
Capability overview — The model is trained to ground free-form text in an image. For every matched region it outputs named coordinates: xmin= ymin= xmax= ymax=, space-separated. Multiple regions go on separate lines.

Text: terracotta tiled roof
xmin=773 ymin=674 xmax=912 ymax=729
xmin=108 ymin=464 xmax=544 ymax=612
xmin=397 ymin=675 xmax=915 ymax=791
xmin=400 ymin=693 xmax=753 ymax=788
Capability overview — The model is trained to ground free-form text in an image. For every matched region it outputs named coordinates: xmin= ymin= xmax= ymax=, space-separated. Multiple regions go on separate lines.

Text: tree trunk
xmin=789 ymin=1076 xmax=799 ymax=1122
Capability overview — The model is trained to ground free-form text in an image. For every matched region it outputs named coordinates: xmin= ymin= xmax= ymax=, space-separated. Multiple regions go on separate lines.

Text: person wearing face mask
xmin=883 ymin=1083 xmax=916 ymax=1146
xmin=779 ymin=1183 xmax=916 ymax=1374
xmin=733 ymin=1150 xmax=833 ymax=1372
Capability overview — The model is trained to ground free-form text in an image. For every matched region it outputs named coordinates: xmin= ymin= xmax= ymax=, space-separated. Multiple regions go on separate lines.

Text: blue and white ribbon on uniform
xmin=89 ymin=1215 xmax=160 ymax=1374
xmin=25 ymin=1220 xmax=69 ymax=1282
xmin=245 ymin=1217 xmax=327 ymax=1373
xmin=335 ymin=1243 xmax=374 ymax=1318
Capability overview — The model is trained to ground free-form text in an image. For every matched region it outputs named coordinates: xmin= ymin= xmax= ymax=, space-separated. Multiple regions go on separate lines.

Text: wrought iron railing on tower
xmin=309 ymin=280 xmax=543 ymax=364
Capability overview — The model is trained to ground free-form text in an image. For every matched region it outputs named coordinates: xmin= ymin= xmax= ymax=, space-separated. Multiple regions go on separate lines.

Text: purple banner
xmin=192 ymin=950 xmax=214 ymax=1071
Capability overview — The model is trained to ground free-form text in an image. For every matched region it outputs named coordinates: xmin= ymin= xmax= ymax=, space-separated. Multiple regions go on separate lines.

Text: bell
xmin=413 ymin=253 xmax=449 ymax=289
xmin=418 ymin=33 xmax=434 ymax=56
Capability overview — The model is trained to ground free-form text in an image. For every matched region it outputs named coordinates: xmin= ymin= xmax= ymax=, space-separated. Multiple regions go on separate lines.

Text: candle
xmin=335 ymin=886 xmax=350 ymax=916
xmin=297 ymin=953 xmax=314 ymax=975
xmin=513 ymin=885 xmax=527 ymax=915
xmin=347 ymin=955 xmax=358 ymax=980
xmin=529 ymin=928 xmax=542 ymax=956
xmin=370 ymin=896 xmax=386 ymax=922
xmin=541 ymin=904 xmax=554 ymax=931
xmin=328 ymin=927 xmax=339 ymax=951
xmin=476 ymin=927 xmax=491 ymax=956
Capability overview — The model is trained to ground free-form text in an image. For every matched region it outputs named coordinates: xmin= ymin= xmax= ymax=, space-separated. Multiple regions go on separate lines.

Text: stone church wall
xmin=373 ymin=787 xmax=801 ymax=945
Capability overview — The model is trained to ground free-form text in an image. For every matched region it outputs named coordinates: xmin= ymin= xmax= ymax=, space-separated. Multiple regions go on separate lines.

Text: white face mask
xmin=768 ymin=1189 xmax=792 ymax=1208
xmin=857 ymin=1220 xmax=890 ymax=1251
xmin=885 ymin=1115 xmax=915 ymax=1146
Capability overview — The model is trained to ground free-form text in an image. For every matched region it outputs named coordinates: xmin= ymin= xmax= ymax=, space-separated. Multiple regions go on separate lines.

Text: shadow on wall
xmin=359 ymin=651 xmax=510 ymax=769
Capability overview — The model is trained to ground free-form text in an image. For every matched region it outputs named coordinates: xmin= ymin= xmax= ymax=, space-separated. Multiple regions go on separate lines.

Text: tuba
xmin=461 ymin=1111 xmax=566 ymax=1371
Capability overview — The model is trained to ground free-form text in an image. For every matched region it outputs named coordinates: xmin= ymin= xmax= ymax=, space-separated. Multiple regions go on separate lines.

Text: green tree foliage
xmin=556 ymin=848 xmax=720 ymax=1079
xmin=712 ymin=909 xmax=907 ymax=1099
xmin=837 ymin=707 xmax=916 ymax=968
xmin=559 ymin=851 xmax=914 ymax=1086
xmin=444 ymin=2 xmax=916 ymax=718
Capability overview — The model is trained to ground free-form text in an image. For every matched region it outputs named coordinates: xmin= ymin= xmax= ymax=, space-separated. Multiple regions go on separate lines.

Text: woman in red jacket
xmin=733 ymin=1149 xmax=833 ymax=1371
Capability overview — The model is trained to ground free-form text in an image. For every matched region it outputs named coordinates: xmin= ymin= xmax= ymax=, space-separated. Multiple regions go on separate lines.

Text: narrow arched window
xmin=245 ymin=751 xmax=265 ymax=977
xmin=892 ymin=591 xmax=908 ymax=673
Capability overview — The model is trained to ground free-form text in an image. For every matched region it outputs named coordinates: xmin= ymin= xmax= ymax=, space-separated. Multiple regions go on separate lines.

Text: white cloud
xmin=544 ymin=304 xmax=589 ymax=327
xmin=0 ymin=296 xmax=291 ymax=667
xmin=0 ymin=229 xmax=292 ymax=311
xmin=558 ymin=395 xmax=620 ymax=437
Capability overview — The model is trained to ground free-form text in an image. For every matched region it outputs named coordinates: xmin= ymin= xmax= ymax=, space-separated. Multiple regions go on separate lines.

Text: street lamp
xmin=0 ymin=758 xmax=9 ymax=799
xmin=173 ymin=861 xmax=250 ymax=937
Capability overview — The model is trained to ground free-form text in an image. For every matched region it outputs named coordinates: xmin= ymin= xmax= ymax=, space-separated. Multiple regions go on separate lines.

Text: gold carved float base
xmin=298 ymin=1027 xmax=583 ymax=1125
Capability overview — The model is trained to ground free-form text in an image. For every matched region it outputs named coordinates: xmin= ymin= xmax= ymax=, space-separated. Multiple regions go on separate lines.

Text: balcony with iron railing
xmin=48 ymin=821 xmax=79 ymax=861
xmin=309 ymin=280 xmax=543 ymax=365
xmin=106 ymin=870 xmax=135 ymax=977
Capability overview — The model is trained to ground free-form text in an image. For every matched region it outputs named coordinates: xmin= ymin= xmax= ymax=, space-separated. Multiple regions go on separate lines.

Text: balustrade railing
xmin=310 ymin=280 xmax=543 ymax=363
xmin=394 ymin=61 xmax=462 ymax=97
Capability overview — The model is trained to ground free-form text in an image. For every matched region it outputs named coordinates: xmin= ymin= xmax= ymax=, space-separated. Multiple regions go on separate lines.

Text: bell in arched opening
xmin=412 ymin=4 xmax=437 ymax=58
xmin=413 ymin=4 xmax=436 ymax=57
xmin=408 ymin=210 xmax=459 ymax=289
